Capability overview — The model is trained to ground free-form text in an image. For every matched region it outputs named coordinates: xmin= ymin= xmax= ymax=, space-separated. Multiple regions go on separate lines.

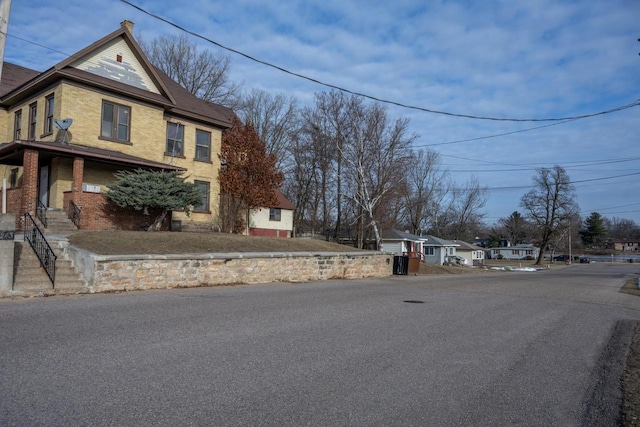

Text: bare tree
xmin=282 ymin=120 xmax=335 ymax=237
xmin=609 ymin=217 xmax=640 ymax=240
xmin=286 ymin=91 xmax=415 ymax=247
xmin=340 ymin=99 xmax=415 ymax=249
xmin=520 ymin=165 xmax=579 ymax=264
xmin=141 ymin=34 xmax=242 ymax=108
xmin=296 ymin=91 xmax=351 ymax=240
xmin=401 ymin=149 xmax=449 ymax=235
xmin=238 ymin=89 xmax=299 ymax=172
xmin=445 ymin=177 xmax=488 ymax=240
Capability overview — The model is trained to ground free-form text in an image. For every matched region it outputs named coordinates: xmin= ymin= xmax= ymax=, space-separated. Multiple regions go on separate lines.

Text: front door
xmin=39 ymin=165 xmax=49 ymax=208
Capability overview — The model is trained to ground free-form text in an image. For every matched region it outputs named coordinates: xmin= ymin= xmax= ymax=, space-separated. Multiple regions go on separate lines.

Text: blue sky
xmin=5 ymin=0 xmax=640 ymax=224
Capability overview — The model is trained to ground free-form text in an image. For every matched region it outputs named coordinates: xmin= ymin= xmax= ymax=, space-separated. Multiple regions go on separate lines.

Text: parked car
xmin=453 ymin=256 xmax=468 ymax=266
xmin=579 ymin=257 xmax=591 ymax=263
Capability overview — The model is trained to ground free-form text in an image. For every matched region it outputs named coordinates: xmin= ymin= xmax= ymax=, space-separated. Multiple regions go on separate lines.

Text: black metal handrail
xmin=36 ymin=199 xmax=48 ymax=228
xmin=69 ymin=200 xmax=81 ymax=228
xmin=23 ymin=212 xmax=57 ymax=287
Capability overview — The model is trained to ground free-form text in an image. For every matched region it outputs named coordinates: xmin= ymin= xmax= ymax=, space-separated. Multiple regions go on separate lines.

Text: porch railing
xmin=23 ymin=212 xmax=57 ymax=287
xmin=36 ymin=199 xmax=48 ymax=228
xmin=69 ymin=200 xmax=81 ymax=228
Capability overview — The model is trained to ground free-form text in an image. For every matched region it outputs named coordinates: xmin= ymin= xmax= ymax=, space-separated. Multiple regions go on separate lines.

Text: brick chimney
xmin=120 ymin=20 xmax=134 ymax=32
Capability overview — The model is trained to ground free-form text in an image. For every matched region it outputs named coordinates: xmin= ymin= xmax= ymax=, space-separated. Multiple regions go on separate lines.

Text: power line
xmin=119 ymin=0 xmax=640 ymax=123
xmin=417 ymin=119 xmax=580 ymax=147
xmin=571 ymin=171 xmax=640 ymax=184
xmin=589 ymin=202 xmax=640 ymax=212
xmin=439 ymin=152 xmax=640 ymax=169
xmin=444 ymin=157 xmax=640 ymax=173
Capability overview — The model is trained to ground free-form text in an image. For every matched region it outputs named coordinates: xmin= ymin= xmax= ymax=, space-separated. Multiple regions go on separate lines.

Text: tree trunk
xmin=148 ymin=209 xmax=168 ymax=231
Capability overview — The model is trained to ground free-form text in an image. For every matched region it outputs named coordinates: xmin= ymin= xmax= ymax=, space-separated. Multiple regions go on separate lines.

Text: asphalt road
xmin=1 ymin=263 xmax=639 ymax=426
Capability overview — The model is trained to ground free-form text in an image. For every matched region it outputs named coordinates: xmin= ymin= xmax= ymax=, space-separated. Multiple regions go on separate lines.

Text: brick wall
xmin=21 ymin=149 xmax=38 ymax=217
xmin=4 ymin=187 xmax=21 ymax=213
xmin=66 ymin=249 xmax=393 ymax=292
xmin=59 ymin=83 xmax=223 ymax=223
xmin=250 ymin=228 xmax=290 ymax=238
xmin=64 ymin=191 xmax=170 ymax=231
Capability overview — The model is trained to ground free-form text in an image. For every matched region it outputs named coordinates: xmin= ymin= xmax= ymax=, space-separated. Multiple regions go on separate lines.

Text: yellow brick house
xmin=0 ymin=21 xmax=233 ymax=231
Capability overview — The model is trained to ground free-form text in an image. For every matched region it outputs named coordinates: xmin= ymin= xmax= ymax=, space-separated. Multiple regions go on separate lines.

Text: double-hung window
xmin=166 ymin=122 xmax=184 ymax=156
xmin=101 ymin=101 xmax=130 ymax=142
xmin=424 ymin=247 xmax=435 ymax=256
xmin=28 ymin=102 xmax=37 ymax=140
xmin=195 ymin=129 xmax=211 ymax=161
xmin=44 ymin=94 xmax=54 ymax=135
xmin=14 ymin=110 xmax=22 ymax=140
xmin=194 ymin=181 xmax=210 ymax=212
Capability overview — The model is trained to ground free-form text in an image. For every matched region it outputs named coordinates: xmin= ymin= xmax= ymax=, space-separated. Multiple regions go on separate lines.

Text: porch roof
xmin=0 ymin=140 xmax=185 ymax=171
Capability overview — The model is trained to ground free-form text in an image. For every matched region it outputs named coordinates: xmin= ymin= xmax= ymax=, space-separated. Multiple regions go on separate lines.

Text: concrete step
xmin=34 ymin=209 xmax=78 ymax=234
xmin=13 ymin=242 xmax=86 ymax=295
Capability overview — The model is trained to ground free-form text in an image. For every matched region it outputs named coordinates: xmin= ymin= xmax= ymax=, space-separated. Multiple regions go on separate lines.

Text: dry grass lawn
xmin=67 ymin=231 xmax=364 ymax=255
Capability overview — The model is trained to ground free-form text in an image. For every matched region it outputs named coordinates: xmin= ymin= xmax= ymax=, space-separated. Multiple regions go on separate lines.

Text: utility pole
xmin=568 ymin=224 xmax=572 ymax=264
xmin=0 ymin=0 xmax=12 ymax=82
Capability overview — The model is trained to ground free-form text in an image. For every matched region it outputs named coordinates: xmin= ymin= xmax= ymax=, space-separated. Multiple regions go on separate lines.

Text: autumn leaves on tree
xmin=219 ymin=117 xmax=284 ymax=234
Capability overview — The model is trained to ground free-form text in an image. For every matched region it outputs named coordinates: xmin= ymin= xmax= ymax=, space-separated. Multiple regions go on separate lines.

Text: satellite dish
xmin=54 ymin=118 xmax=73 ymax=130
xmin=54 ymin=118 xmax=74 ymax=144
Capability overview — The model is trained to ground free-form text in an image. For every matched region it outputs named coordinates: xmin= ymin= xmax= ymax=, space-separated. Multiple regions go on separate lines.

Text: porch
xmin=0 ymin=140 xmax=180 ymax=231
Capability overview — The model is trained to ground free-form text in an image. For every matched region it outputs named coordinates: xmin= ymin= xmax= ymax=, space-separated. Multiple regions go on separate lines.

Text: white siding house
xmin=380 ymin=229 xmax=423 ymax=255
xmin=452 ymin=240 xmax=486 ymax=266
xmin=249 ymin=190 xmax=295 ymax=238
xmin=487 ymin=244 xmax=539 ymax=260
xmin=419 ymin=235 xmax=459 ymax=265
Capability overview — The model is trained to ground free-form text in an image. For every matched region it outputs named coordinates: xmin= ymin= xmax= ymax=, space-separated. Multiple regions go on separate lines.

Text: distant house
xmin=452 ymin=240 xmax=486 ymax=266
xmin=419 ymin=235 xmax=459 ymax=265
xmin=249 ymin=190 xmax=295 ymax=238
xmin=609 ymin=240 xmax=640 ymax=252
xmin=380 ymin=229 xmax=424 ymax=256
xmin=487 ymin=244 xmax=539 ymax=260
xmin=474 ymin=236 xmax=510 ymax=248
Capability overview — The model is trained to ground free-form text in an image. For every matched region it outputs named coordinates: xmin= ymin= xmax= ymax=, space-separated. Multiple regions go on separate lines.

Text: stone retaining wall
xmin=65 ymin=246 xmax=393 ymax=293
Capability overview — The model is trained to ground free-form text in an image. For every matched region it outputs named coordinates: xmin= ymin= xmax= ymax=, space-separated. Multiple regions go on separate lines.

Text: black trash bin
xmin=393 ymin=255 xmax=409 ymax=275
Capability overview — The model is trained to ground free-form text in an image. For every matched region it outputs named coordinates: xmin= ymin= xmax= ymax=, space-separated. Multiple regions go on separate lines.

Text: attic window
xmin=116 ymin=54 xmax=123 ymax=63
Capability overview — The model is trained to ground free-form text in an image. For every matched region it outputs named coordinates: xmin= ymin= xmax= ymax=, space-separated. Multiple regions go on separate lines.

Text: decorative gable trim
xmin=69 ymin=37 xmax=160 ymax=94
xmin=53 ymin=23 xmax=176 ymax=105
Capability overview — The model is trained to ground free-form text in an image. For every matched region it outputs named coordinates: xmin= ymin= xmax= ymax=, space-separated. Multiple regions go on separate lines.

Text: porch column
xmin=71 ymin=157 xmax=84 ymax=202
xmin=20 ymin=149 xmax=38 ymax=219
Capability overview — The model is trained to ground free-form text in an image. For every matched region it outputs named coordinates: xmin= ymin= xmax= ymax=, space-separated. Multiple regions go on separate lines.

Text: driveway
xmin=1 ymin=263 xmax=639 ymax=426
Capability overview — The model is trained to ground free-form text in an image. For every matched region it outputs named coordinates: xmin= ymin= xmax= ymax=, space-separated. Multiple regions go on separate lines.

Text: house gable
xmin=69 ymin=37 xmax=160 ymax=94
xmin=50 ymin=21 xmax=176 ymax=106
